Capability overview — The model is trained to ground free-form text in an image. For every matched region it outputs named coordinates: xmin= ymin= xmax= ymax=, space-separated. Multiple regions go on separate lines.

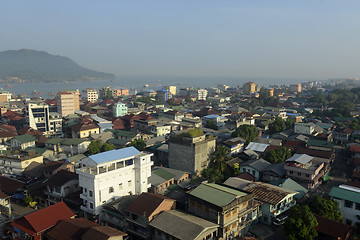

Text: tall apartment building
xmin=164 ymin=86 xmax=176 ymax=96
xmin=242 ymin=82 xmax=256 ymax=95
xmin=290 ymin=84 xmax=302 ymax=93
xmin=197 ymin=89 xmax=208 ymax=101
xmin=82 ymin=88 xmax=99 ymax=103
xmin=0 ymin=90 xmax=12 ymax=103
xmin=57 ymin=90 xmax=80 ymax=116
xmin=27 ymin=102 xmax=62 ymax=136
xmin=168 ymin=130 xmax=216 ymax=175
xmin=156 ymin=89 xmax=170 ymax=101
xmin=77 ymin=147 xmax=153 ymax=217
xmin=113 ymin=102 xmax=128 ymax=117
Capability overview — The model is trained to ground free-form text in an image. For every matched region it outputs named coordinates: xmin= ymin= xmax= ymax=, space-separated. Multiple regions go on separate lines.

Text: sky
xmin=1 ymin=1 xmax=360 ymax=81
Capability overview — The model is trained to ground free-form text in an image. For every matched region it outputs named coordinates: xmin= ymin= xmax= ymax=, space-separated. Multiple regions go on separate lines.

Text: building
xmin=188 ymin=183 xmax=261 ymax=239
xmin=77 ymin=147 xmax=153 ymax=217
xmin=113 ymin=102 xmax=128 ymax=117
xmin=197 ymin=89 xmax=208 ymax=101
xmin=10 ymin=202 xmax=76 ymax=240
xmin=0 ymin=90 xmax=12 ymax=103
xmin=10 ymin=134 xmax=36 ymax=150
xmin=284 ymin=154 xmax=329 ymax=190
xmin=289 ymin=84 xmax=301 ymax=93
xmin=27 ymin=101 xmax=51 ymax=134
xmin=0 ymin=152 xmax=43 ymax=176
xmin=224 ymin=177 xmax=298 ymax=225
xmin=57 ymin=90 xmax=80 ymax=116
xmin=49 ymin=112 xmax=63 ymax=137
xmin=168 ymin=129 xmax=216 ymax=175
xmin=149 ymin=210 xmax=219 ymax=240
xmin=329 ymin=183 xmax=360 ymax=227
xmin=156 ymin=89 xmax=170 ymax=101
xmin=294 ymin=122 xmax=315 ymax=135
xmin=124 ymin=192 xmax=176 ymax=239
xmin=267 ymin=88 xmax=274 ymax=97
xmin=202 ymin=114 xmax=228 ymax=129
xmin=239 ymin=159 xmax=271 ymax=181
xmin=163 ymin=86 xmax=176 ymax=96
xmin=242 ymin=82 xmax=256 ymax=95
xmin=82 ymin=88 xmax=99 ymax=103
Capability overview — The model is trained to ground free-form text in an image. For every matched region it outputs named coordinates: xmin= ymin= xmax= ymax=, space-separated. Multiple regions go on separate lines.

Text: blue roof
xmin=203 ymin=114 xmax=226 ymax=120
xmin=89 ymin=146 xmax=141 ymax=164
xmin=286 ymin=113 xmax=299 ymax=116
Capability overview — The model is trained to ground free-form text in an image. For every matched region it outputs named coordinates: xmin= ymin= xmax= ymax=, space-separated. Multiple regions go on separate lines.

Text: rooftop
xmin=286 ymin=154 xmax=313 ymax=165
xmin=88 ymin=146 xmax=141 ymax=164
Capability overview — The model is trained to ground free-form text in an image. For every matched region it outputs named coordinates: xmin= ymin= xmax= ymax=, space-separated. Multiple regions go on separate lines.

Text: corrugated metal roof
xmin=286 ymin=154 xmax=313 ymax=164
xmin=89 ymin=147 xmax=141 ymax=164
xmin=188 ymin=183 xmax=247 ymax=208
xmin=329 ymin=186 xmax=360 ymax=204
xmin=245 ymin=142 xmax=270 ymax=152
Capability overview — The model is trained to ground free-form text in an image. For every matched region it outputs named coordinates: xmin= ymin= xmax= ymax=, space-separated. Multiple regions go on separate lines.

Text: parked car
xmin=272 ymin=215 xmax=288 ymax=226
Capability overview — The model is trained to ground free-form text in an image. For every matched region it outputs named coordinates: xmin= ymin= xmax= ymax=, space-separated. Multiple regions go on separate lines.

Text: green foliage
xmin=308 ymin=195 xmax=342 ymax=221
xmin=88 ymin=140 xmax=116 ymax=155
xmin=202 ymin=145 xmax=231 ymax=183
xmin=23 ymin=196 xmax=33 ymax=205
xmin=269 ymin=117 xmax=286 ymax=135
xmin=350 ymin=118 xmax=360 ymax=131
xmin=87 ymin=140 xmax=102 ymax=155
xmin=310 ymin=93 xmax=328 ymax=107
xmin=100 ymin=142 xmax=115 ymax=152
xmin=135 ymin=96 xmax=153 ymax=104
xmin=129 ymin=139 xmax=146 ymax=151
xmin=285 ymin=118 xmax=295 ymax=129
xmin=206 ymin=120 xmax=218 ymax=130
xmin=173 ymin=128 xmax=204 ymax=141
xmin=284 ymin=205 xmax=318 ymax=240
xmin=233 ymin=163 xmax=241 ymax=175
xmin=232 ymin=124 xmax=258 ymax=144
xmin=264 ymin=147 xmax=291 ymax=164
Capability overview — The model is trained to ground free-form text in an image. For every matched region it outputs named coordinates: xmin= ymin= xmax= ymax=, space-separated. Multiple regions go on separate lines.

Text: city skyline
xmin=2 ymin=1 xmax=360 ymax=80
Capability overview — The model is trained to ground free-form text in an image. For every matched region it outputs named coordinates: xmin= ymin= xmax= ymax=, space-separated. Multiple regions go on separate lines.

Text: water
xmin=3 ymin=75 xmax=315 ymax=98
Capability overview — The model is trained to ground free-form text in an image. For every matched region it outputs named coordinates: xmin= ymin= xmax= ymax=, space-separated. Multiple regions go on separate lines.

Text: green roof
xmin=45 ymin=138 xmax=64 ymax=144
xmin=61 ymin=138 xmax=87 ymax=145
xmin=329 ymin=187 xmax=360 ymax=204
xmin=13 ymin=134 xmax=36 ymax=144
xmin=152 ymin=168 xmax=175 ymax=180
xmin=25 ymin=147 xmax=47 ymax=155
xmin=188 ymin=183 xmax=247 ymax=208
xmin=307 ymin=139 xmax=334 ymax=148
xmin=116 ymin=130 xmax=138 ymax=138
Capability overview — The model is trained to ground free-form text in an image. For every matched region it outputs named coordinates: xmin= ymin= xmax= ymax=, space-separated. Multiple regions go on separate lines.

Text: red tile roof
xmin=0 ymin=124 xmax=18 ymax=138
xmin=11 ymin=202 xmax=75 ymax=235
xmin=350 ymin=144 xmax=360 ymax=153
xmin=0 ymin=176 xmax=25 ymax=195
xmin=314 ymin=214 xmax=353 ymax=240
xmin=296 ymin=148 xmax=334 ymax=159
xmin=125 ymin=192 xmax=174 ymax=219
xmin=236 ymin=172 xmax=255 ymax=181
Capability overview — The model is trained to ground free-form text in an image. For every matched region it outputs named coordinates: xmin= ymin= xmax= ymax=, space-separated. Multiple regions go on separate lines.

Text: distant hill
xmin=0 ymin=49 xmax=115 ymax=82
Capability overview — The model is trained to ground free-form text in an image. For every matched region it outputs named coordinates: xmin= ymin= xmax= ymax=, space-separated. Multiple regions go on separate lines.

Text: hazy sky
xmin=2 ymin=1 xmax=360 ymax=80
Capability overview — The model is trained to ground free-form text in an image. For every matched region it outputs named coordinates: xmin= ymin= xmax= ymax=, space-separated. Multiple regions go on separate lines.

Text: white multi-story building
xmin=82 ymin=88 xmax=99 ymax=103
xmin=197 ymin=89 xmax=208 ymax=101
xmin=113 ymin=102 xmax=128 ymax=117
xmin=77 ymin=147 xmax=153 ymax=217
xmin=330 ymin=184 xmax=360 ymax=227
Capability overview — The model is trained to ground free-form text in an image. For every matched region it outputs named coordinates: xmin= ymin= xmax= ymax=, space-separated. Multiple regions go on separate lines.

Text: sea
xmin=2 ymin=75 xmax=316 ymax=98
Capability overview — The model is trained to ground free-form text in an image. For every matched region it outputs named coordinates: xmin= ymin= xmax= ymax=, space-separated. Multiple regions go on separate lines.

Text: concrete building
xmin=188 ymin=183 xmax=261 ymax=239
xmin=294 ymin=122 xmax=315 ymax=135
xmin=0 ymin=152 xmax=43 ymax=176
xmin=113 ymin=102 xmax=128 ymax=117
xmin=57 ymin=90 xmax=80 ymax=116
xmin=164 ymin=85 xmax=176 ymax=96
xmin=0 ymin=90 xmax=12 ymax=103
xmin=197 ymin=89 xmax=208 ymax=101
xmin=82 ymin=88 xmax=99 ymax=103
xmin=77 ymin=147 xmax=153 ymax=217
xmin=168 ymin=130 xmax=216 ymax=175
xmin=27 ymin=101 xmax=51 ymax=134
xmin=290 ymin=84 xmax=302 ymax=93
xmin=330 ymin=183 xmax=360 ymax=227
xmin=156 ymin=89 xmax=170 ymax=101
xmin=267 ymin=88 xmax=274 ymax=97
xmin=242 ymin=82 xmax=256 ymax=95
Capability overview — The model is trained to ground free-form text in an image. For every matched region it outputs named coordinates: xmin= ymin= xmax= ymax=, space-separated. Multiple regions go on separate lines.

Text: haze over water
xmin=3 ymin=76 xmax=314 ymax=97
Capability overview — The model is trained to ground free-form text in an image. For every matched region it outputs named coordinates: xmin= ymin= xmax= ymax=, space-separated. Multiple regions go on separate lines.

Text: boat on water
xmin=32 ymin=90 xmax=44 ymax=95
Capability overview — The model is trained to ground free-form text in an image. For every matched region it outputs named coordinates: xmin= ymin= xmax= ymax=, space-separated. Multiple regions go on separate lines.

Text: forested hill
xmin=0 ymin=49 xmax=114 ymax=82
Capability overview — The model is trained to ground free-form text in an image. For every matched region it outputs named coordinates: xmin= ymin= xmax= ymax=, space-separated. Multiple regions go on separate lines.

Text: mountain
xmin=0 ymin=49 xmax=115 ymax=82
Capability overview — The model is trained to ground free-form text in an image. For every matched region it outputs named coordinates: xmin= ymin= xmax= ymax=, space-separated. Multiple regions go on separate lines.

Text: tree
xmin=129 ymin=139 xmax=146 ymax=151
xmin=269 ymin=117 xmax=286 ymax=135
xmin=206 ymin=120 xmax=218 ymax=130
xmin=308 ymin=195 xmax=342 ymax=221
xmin=203 ymin=145 xmax=231 ymax=183
xmin=232 ymin=124 xmax=258 ymax=144
xmin=264 ymin=147 xmax=291 ymax=164
xmin=285 ymin=118 xmax=295 ymax=129
xmin=87 ymin=140 xmax=102 ymax=155
xmin=100 ymin=142 xmax=115 ymax=152
xmin=284 ymin=204 xmax=318 ymax=240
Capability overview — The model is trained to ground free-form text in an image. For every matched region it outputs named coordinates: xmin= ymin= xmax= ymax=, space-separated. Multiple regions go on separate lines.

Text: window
xmin=345 ymin=200 xmax=353 ymax=208
xmin=233 ymin=209 xmax=237 ymax=215
xmin=346 ymin=219 xmax=352 ymax=225
xmin=84 ymin=188 xmax=87 ymax=193
xmin=89 ymin=190 xmax=93 ymax=197
xmin=356 ymin=203 xmax=360 ymax=210
xmin=89 ymin=202 xmax=94 ymax=209
xmin=289 ymin=170 xmax=293 ymax=174
xmin=109 ymin=187 xmax=114 ymax=193
xmin=297 ymin=172 xmax=301 ymax=176
xmin=226 ymin=212 xmax=231 ymax=219
xmin=119 ymin=183 xmax=123 ymax=190
xmin=128 ymin=180 xmax=132 ymax=187
xmin=232 ymin=222 xmax=237 ymax=229
xmin=306 ymin=174 xmax=310 ymax=178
